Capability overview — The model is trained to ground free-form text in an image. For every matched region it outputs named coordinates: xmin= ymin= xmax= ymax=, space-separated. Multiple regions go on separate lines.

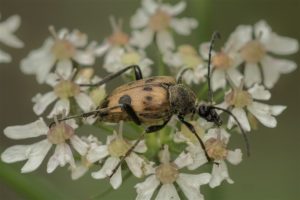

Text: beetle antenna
xmin=207 ymin=31 xmax=221 ymax=104
xmin=176 ymin=67 xmax=193 ymax=84
xmin=210 ymin=105 xmax=250 ymax=157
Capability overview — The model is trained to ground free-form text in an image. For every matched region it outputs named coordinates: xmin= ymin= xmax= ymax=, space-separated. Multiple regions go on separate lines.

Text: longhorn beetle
xmin=52 ymin=32 xmax=249 ymax=178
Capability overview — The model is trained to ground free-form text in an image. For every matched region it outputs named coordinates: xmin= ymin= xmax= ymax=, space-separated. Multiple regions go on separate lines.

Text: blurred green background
xmin=0 ymin=0 xmax=299 ymax=199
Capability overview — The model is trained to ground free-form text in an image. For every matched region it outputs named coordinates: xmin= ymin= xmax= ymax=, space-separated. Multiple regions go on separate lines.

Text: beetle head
xmin=198 ymin=105 xmax=222 ymax=126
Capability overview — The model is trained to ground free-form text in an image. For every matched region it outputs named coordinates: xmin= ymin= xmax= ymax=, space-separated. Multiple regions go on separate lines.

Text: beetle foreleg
xmin=79 ymin=65 xmax=143 ymax=87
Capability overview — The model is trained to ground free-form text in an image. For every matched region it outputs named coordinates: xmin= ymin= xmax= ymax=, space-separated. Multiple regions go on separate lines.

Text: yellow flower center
xmin=52 ymin=39 xmax=76 ymax=60
xmin=54 ymin=80 xmax=80 ymax=99
xmin=89 ymin=87 xmax=106 ymax=106
xmin=121 ymin=51 xmax=141 ymax=65
xmin=148 ymin=9 xmax=171 ymax=31
xmin=47 ymin=123 xmax=74 ymax=144
xmin=240 ymin=40 xmax=266 ymax=63
xmin=212 ymin=52 xmax=233 ymax=70
xmin=225 ymin=89 xmax=253 ymax=108
xmin=180 ymin=121 xmax=205 ymax=144
xmin=108 ymin=31 xmax=129 ymax=46
xmin=205 ymin=138 xmax=228 ymax=160
xmin=155 ymin=163 xmax=179 ymax=184
xmin=178 ymin=45 xmax=203 ymax=69
xmin=108 ymin=138 xmax=131 ymax=158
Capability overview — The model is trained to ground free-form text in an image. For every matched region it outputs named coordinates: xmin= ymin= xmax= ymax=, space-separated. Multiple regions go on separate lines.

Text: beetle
xmin=54 ymin=32 xmax=249 ymax=177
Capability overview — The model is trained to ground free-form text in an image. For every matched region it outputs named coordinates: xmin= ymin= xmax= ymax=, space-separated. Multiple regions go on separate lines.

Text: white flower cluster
xmin=1 ymin=0 xmax=298 ymax=199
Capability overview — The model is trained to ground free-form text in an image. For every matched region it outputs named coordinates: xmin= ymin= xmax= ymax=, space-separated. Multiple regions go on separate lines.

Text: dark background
xmin=0 ymin=0 xmax=299 ymax=199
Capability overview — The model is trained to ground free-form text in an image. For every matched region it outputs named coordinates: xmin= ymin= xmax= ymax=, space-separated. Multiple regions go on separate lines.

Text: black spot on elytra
xmin=143 ymin=86 xmax=153 ymax=91
xmin=145 ymin=78 xmax=155 ymax=83
xmin=119 ymin=95 xmax=132 ymax=105
xmin=145 ymin=96 xmax=153 ymax=101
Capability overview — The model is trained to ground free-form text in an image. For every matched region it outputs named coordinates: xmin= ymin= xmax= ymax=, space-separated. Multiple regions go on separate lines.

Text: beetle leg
xmin=79 ymin=65 xmax=143 ymax=87
xmin=178 ymin=116 xmax=212 ymax=163
xmin=145 ymin=119 xmax=170 ymax=133
xmin=119 ymin=103 xmax=141 ymax=125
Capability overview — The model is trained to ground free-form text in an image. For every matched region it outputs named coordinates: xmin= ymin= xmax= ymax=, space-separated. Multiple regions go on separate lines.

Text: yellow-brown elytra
xmin=52 ymin=32 xmax=249 ymax=178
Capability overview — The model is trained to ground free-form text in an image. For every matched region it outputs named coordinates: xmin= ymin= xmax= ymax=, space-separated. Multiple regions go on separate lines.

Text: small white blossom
xmin=91 ymin=122 xmax=148 ymax=189
xmin=235 ymin=20 xmax=298 ymax=88
xmin=32 ymin=71 xmax=95 ymax=118
xmin=130 ymin=0 xmax=198 ymax=53
xmin=20 ymin=26 xmax=96 ymax=83
xmin=0 ymin=13 xmax=24 ymax=63
xmin=163 ymin=44 xmax=207 ymax=85
xmin=203 ymin=128 xmax=242 ymax=188
xmin=1 ymin=118 xmax=88 ymax=173
xmin=135 ymin=145 xmax=210 ymax=200
xmin=221 ymin=82 xmax=286 ymax=131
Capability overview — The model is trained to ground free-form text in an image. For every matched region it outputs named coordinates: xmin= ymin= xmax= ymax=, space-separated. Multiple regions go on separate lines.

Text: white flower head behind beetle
xmin=1 ymin=117 xmax=88 ymax=173
xmin=130 ymin=0 xmax=198 ymax=53
xmin=163 ymin=44 xmax=207 ymax=85
xmin=96 ymin=16 xmax=153 ymax=77
xmin=32 ymin=70 xmax=95 ymax=118
xmin=237 ymin=20 xmax=298 ymax=88
xmin=204 ymin=128 xmax=242 ymax=188
xmin=0 ymin=13 xmax=24 ymax=63
xmin=20 ymin=26 xmax=97 ymax=83
xmin=219 ymin=80 xmax=286 ymax=132
xmin=91 ymin=122 xmax=149 ymax=189
xmin=135 ymin=145 xmax=211 ymax=200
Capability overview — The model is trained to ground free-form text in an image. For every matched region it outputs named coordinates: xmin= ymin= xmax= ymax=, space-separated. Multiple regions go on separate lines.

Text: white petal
xmin=271 ymin=105 xmax=286 ymax=116
xmin=248 ymin=84 xmax=271 ymax=100
xmin=55 ymin=59 xmax=73 ymax=79
xmin=73 ymin=50 xmax=95 ymax=65
xmin=155 ymin=184 xmax=180 ymax=200
xmin=47 ymin=99 xmax=70 ymax=118
xmin=186 ymin=145 xmax=208 ymax=170
xmin=156 ymin=30 xmax=175 ymax=53
xmin=125 ymin=153 xmax=145 ymax=178
xmin=226 ymin=149 xmax=242 ymax=165
xmin=205 ymin=128 xmax=230 ymax=144
xmin=130 ymin=8 xmax=149 ymax=29
xmin=135 ymin=175 xmax=160 ymax=200
xmin=133 ymin=139 xmax=147 ymax=153
xmin=94 ymin=41 xmax=110 ymax=56
xmin=33 ymin=91 xmax=57 ymax=115
xmin=0 ymin=49 xmax=11 ymax=63
xmin=74 ymin=92 xmax=95 ymax=112
xmin=142 ymin=0 xmax=158 ymax=14
xmin=87 ymin=145 xmax=109 ymax=163
xmin=130 ymin=29 xmax=154 ymax=49
xmin=211 ymin=70 xmax=226 ymax=91
xmin=70 ymin=135 xmax=88 ymax=156
xmin=209 ymin=160 xmax=233 ymax=188
xmin=4 ymin=118 xmax=48 ymax=139
xmin=1 ymin=145 xmax=29 ymax=163
xmin=163 ymin=51 xmax=183 ymax=68
xmin=21 ymin=139 xmax=52 ymax=173
xmin=224 ymin=25 xmax=252 ymax=52
xmin=67 ymin=29 xmax=87 ymax=47
xmin=0 ymin=26 xmax=23 ymax=48
xmin=47 ymin=143 xmax=75 ymax=173
xmin=36 ymin=54 xmax=56 ymax=84
xmin=261 ymin=55 xmax=297 ymax=88
xmin=254 ymin=20 xmax=272 ymax=43
xmin=70 ymin=164 xmax=88 ymax=180
xmin=170 ymin=18 xmax=198 ymax=35
xmin=244 ymin=63 xmax=262 ymax=88
xmin=1 ymin=15 xmax=21 ymax=32
xmin=176 ymin=173 xmax=211 ymax=200
xmin=162 ymin=1 xmax=186 ymax=16
xmin=247 ymin=102 xmax=277 ymax=128
xmin=228 ymin=108 xmax=251 ymax=132
xmin=109 ymin=164 xmax=122 ymax=189
xmin=199 ymin=42 xmax=214 ymax=60
xmin=227 ymin=68 xmax=243 ymax=87
xmin=173 ymin=152 xmax=193 ymax=169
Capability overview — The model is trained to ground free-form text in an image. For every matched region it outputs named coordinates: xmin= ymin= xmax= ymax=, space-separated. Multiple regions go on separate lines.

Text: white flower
xmin=236 ymin=20 xmax=298 ymax=88
xmin=20 ymin=26 xmax=96 ymax=83
xmin=130 ymin=0 xmax=198 ymax=53
xmin=70 ymin=135 xmax=103 ymax=180
xmin=203 ymin=128 xmax=242 ymax=188
xmin=199 ymin=28 xmax=247 ymax=91
xmin=32 ymin=71 xmax=95 ymax=118
xmin=0 ymin=13 xmax=24 ymax=63
xmin=135 ymin=145 xmax=210 ymax=200
xmin=1 ymin=118 xmax=88 ymax=173
xmin=95 ymin=17 xmax=153 ymax=77
xmin=91 ymin=122 xmax=148 ymax=189
xmin=221 ymin=82 xmax=286 ymax=132
xmin=163 ymin=44 xmax=207 ymax=85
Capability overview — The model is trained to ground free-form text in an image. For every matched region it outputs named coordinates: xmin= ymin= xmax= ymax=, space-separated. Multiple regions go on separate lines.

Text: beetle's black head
xmin=198 ymin=105 xmax=222 ymax=126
